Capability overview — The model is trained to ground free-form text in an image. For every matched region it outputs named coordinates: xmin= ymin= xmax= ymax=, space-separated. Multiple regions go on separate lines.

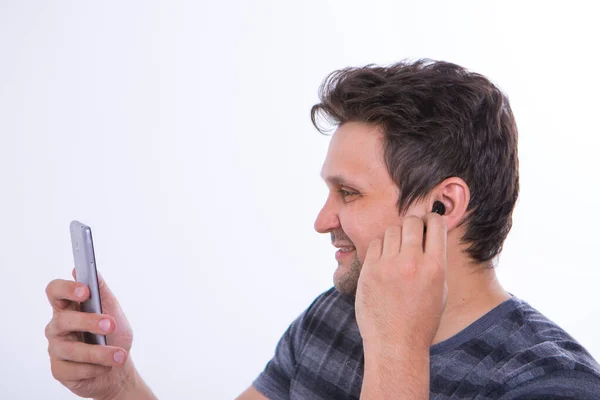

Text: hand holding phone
xmin=44 ymin=221 xmax=142 ymax=398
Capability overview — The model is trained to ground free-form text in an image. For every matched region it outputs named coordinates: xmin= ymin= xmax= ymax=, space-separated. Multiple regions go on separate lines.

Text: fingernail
xmin=75 ymin=286 xmax=86 ymax=299
xmin=98 ymin=319 xmax=111 ymax=332
xmin=113 ymin=350 xmax=126 ymax=364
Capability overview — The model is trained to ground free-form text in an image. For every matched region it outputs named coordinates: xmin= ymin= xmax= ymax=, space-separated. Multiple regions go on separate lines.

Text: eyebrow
xmin=321 ymin=174 xmax=365 ymax=190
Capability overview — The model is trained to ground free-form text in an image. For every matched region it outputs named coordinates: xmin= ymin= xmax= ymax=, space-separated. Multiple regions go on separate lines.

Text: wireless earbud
xmin=424 ymin=201 xmax=446 ymax=235
xmin=432 ymin=201 xmax=446 ymax=215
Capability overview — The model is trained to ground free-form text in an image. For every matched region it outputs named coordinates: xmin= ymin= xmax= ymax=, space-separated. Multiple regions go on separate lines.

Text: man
xmin=45 ymin=59 xmax=600 ymax=399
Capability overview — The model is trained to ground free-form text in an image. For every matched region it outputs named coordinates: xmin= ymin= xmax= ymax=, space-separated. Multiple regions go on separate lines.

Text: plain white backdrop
xmin=1 ymin=1 xmax=599 ymax=398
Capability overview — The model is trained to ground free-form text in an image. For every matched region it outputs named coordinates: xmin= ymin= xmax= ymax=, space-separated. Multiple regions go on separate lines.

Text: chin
xmin=333 ymin=257 xmax=362 ymax=296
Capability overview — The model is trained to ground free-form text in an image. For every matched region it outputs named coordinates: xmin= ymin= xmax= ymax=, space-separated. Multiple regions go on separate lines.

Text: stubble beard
xmin=333 ymin=253 xmax=363 ymax=296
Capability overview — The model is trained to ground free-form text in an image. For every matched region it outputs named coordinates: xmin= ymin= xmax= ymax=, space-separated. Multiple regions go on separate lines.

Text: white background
xmin=1 ymin=1 xmax=599 ymax=399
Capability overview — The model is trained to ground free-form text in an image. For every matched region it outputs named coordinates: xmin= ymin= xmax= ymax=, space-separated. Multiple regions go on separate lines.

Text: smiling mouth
xmin=338 ymin=247 xmax=355 ymax=252
xmin=335 ymin=246 xmax=356 ymax=260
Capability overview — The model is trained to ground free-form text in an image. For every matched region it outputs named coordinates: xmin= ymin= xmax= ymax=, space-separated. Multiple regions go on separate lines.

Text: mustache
xmin=330 ymin=231 xmax=354 ymax=245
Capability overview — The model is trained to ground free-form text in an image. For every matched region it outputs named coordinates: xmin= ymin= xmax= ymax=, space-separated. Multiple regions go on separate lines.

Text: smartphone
xmin=69 ymin=220 xmax=107 ymax=345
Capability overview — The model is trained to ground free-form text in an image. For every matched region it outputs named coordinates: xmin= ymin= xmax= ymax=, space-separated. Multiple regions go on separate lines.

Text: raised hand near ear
xmin=355 ymin=208 xmax=448 ymax=352
xmin=355 ymin=207 xmax=448 ymax=397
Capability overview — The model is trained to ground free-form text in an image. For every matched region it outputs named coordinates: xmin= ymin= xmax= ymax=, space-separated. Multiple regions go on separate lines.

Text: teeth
xmin=340 ymin=247 xmax=355 ymax=252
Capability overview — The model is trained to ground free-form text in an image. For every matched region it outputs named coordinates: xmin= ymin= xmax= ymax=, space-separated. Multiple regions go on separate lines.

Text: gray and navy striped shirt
xmin=253 ymin=287 xmax=600 ymax=399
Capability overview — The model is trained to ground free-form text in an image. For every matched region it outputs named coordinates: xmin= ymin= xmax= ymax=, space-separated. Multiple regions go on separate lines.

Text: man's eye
xmin=338 ymin=189 xmax=359 ymax=197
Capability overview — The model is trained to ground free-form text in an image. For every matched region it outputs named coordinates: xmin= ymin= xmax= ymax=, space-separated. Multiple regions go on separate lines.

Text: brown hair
xmin=311 ymin=59 xmax=519 ymax=264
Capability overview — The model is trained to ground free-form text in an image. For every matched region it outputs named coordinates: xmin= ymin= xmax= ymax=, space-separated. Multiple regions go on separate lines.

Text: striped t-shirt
xmin=253 ymin=287 xmax=600 ymax=399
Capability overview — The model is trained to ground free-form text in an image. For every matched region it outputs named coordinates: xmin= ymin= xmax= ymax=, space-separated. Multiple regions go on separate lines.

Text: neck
xmin=432 ymin=246 xmax=510 ymax=345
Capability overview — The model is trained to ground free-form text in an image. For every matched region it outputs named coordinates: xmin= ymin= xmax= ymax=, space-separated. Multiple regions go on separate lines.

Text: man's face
xmin=315 ymin=122 xmax=423 ymax=295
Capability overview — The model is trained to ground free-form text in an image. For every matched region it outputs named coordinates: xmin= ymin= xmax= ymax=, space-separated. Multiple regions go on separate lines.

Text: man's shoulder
xmin=486 ymin=297 xmax=600 ymax=394
xmin=502 ymin=297 xmax=598 ymax=366
xmin=432 ymin=297 xmax=600 ymax=398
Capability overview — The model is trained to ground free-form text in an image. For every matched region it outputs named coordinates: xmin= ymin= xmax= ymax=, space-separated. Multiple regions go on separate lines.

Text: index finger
xmin=46 ymin=279 xmax=89 ymax=311
xmin=423 ymin=213 xmax=447 ymax=260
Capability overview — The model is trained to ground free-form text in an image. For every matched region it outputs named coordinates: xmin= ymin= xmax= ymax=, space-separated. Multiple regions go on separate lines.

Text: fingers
xmin=51 ymin=359 xmax=113 ymax=382
xmin=364 ymin=238 xmax=383 ymax=265
xmin=423 ymin=213 xmax=447 ymax=259
xmin=46 ymin=310 xmax=116 ymax=339
xmin=378 ymin=214 xmax=445 ymax=256
xmin=46 ymin=279 xmax=89 ymax=311
xmin=382 ymin=226 xmax=401 ymax=257
xmin=50 ymin=340 xmax=127 ymax=368
xmin=400 ymin=216 xmax=424 ymax=251
xmin=46 ymin=304 xmax=127 ymax=381
xmin=365 ymin=213 xmax=447 ymax=265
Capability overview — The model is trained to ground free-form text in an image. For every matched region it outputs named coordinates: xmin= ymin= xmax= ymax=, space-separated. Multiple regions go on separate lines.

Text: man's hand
xmin=45 ymin=270 xmax=141 ymax=400
xmin=356 ymin=213 xmax=448 ymax=348
xmin=356 ymin=213 xmax=448 ymax=399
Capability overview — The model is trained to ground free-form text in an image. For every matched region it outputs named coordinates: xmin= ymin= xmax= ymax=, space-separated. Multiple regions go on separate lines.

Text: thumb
xmin=97 ymin=272 xmax=128 ymax=323
xmin=96 ymin=271 xmax=133 ymax=349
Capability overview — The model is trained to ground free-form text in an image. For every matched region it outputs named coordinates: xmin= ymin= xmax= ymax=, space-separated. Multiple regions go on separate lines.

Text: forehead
xmin=320 ymin=122 xmax=392 ymax=188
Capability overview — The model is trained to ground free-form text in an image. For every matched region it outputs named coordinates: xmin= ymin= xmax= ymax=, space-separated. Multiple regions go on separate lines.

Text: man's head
xmin=311 ymin=59 xmax=520 ymax=295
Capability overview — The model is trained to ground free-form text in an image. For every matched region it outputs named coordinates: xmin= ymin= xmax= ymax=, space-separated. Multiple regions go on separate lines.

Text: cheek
xmin=339 ymin=215 xmax=365 ymax=253
xmin=344 ymin=222 xmax=381 ymax=262
xmin=345 ymin=215 xmax=401 ymax=262
xmin=340 ymin=200 xmax=403 ymax=261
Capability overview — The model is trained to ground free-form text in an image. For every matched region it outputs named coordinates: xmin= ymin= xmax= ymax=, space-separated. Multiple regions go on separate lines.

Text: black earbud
xmin=424 ymin=201 xmax=446 ymax=235
xmin=432 ymin=201 xmax=446 ymax=215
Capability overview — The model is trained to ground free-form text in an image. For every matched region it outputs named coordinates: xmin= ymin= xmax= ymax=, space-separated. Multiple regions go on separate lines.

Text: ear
xmin=429 ymin=177 xmax=470 ymax=231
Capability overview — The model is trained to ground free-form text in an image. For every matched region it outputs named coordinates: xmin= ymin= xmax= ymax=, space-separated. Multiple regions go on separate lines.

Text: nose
xmin=314 ymin=195 xmax=340 ymax=234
